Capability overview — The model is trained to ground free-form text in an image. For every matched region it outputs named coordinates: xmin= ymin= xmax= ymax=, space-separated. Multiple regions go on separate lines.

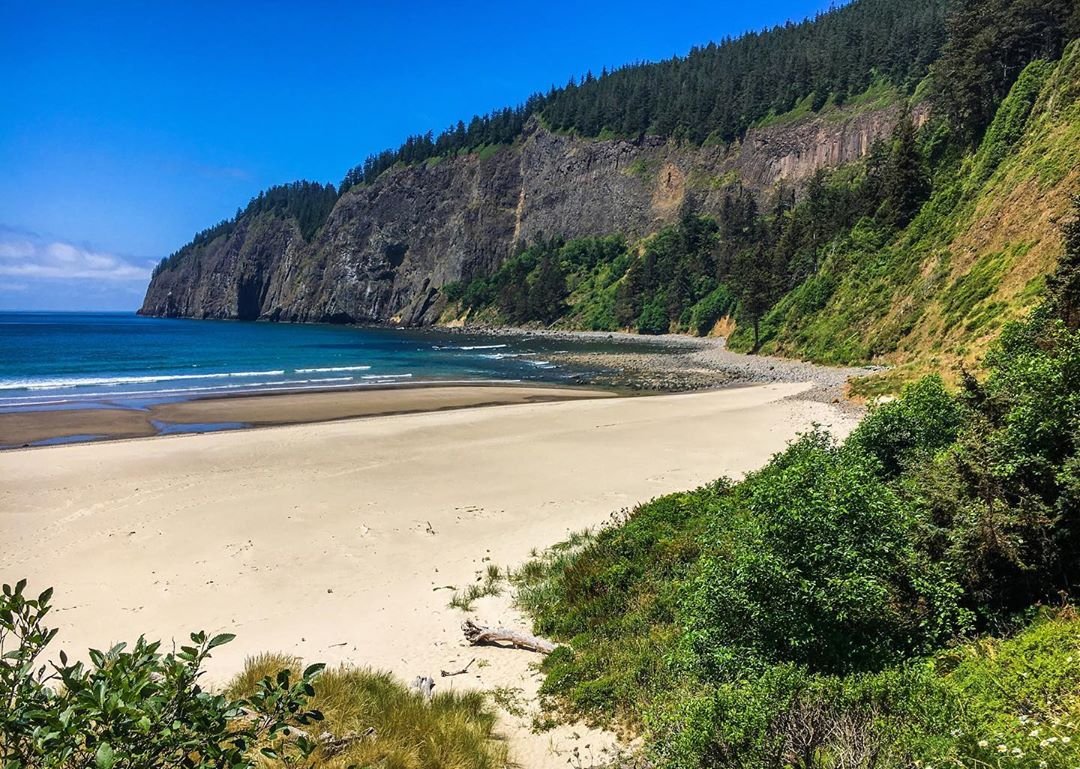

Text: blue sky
xmin=1 ymin=0 xmax=835 ymax=311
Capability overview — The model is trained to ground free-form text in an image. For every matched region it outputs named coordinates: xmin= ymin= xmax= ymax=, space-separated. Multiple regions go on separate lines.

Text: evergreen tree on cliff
xmin=933 ymin=0 xmax=1080 ymax=142
xmin=880 ymin=113 xmax=928 ymax=229
xmin=528 ymin=256 xmax=569 ymax=325
xmin=1047 ymin=195 xmax=1080 ymax=330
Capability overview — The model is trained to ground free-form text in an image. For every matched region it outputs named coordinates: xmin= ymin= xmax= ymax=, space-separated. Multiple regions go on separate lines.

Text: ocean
xmin=0 ymin=312 xmax=635 ymax=412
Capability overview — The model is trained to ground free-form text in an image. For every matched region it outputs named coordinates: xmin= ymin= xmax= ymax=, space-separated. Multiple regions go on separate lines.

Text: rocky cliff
xmin=140 ymin=102 xmax=912 ymax=325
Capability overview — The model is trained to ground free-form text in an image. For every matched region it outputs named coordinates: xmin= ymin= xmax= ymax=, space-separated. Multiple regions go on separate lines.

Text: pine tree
xmin=1047 ymin=194 xmax=1080 ymax=330
xmin=880 ymin=114 xmax=928 ymax=229
xmin=528 ymin=257 xmax=568 ymax=324
xmin=933 ymin=0 xmax=1076 ymax=142
xmin=615 ymin=264 xmax=646 ymax=328
xmin=734 ymin=245 xmax=775 ymax=352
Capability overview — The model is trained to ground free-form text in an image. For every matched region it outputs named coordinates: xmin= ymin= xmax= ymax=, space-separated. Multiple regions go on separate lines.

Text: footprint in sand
xmin=223 ymin=540 xmax=254 ymax=557
xmin=454 ymin=505 xmax=493 ymax=521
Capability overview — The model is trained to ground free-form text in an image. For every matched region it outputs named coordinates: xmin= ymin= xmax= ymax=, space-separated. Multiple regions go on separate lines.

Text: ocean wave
xmin=432 ymin=344 xmax=509 ymax=351
xmin=360 ymin=373 xmax=413 ymax=380
xmin=294 ymin=365 xmax=371 ymax=373
xmin=0 ymin=369 xmax=288 ymax=391
xmin=0 ymin=376 xmax=528 ymax=410
xmin=0 ymin=377 xmax=357 ymax=406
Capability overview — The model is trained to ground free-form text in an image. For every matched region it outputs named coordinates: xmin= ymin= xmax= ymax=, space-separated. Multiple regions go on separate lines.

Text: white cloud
xmin=0 ymin=240 xmax=36 ymax=260
xmin=0 ymin=234 xmax=151 ymax=282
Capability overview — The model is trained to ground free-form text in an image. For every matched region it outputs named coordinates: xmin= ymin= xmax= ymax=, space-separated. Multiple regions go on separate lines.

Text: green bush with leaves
xmin=688 ymin=285 xmax=737 ymax=336
xmin=514 ymin=485 xmax=724 ymax=724
xmin=686 ymin=430 xmax=970 ymax=679
xmin=635 ymin=300 xmax=670 ymax=335
xmin=0 ymin=579 xmax=323 ymax=769
xmin=847 ymin=374 xmax=967 ymax=479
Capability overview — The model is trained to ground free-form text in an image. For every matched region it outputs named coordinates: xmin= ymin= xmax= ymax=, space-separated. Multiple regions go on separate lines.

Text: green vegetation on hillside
xmin=932 ymin=0 xmax=1079 ymax=142
xmin=340 ymin=0 xmax=949 ymax=190
xmin=742 ymin=45 xmax=1080 ymax=368
xmin=541 ymin=0 xmax=945 ymax=144
xmin=513 ymin=211 xmax=1080 ymax=767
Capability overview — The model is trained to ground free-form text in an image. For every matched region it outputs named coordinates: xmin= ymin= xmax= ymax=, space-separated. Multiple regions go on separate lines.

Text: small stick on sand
xmin=461 ymin=620 xmax=556 ymax=654
xmin=440 ymin=658 xmax=476 ymax=677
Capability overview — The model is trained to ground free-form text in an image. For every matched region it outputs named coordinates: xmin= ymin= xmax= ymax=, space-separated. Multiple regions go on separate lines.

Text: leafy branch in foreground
xmin=0 ymin=579 xmax=323 ymax=769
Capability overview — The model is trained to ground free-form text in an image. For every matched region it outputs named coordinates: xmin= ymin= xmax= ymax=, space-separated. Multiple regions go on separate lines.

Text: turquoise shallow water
xmin=0 ymin=312 xmax=638 ymax=411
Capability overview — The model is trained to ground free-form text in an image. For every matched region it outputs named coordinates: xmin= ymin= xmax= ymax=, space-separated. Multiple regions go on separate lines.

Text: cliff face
xmin=140 ymin=102 xmax=911 ymax=325
xmin=753 ymin=44 xmax=1080 ymax=369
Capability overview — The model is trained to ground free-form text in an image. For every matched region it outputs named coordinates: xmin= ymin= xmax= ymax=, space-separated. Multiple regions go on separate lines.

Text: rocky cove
xmin=435 ymin=325 xmax=874 ymax=409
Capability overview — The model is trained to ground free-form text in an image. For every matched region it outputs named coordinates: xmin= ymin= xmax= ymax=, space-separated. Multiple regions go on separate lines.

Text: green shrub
xmin=847 ymin=374 xmax=967 ymax=478
xmin=441 ymin=280 xmax=465 ymax=303
xmin=906 ymin=309 xmax=1080 ymax=617
xmin=0 ymin=580 xmax=322 ymax=769
xmin=514 ymin=484 xmax=726 ymax=724
xmin=647 ymin=611 xmax=1080 ymax=769
xmin=685 ymin=430 xmax=969 ymax=678
xmin=637 ymin=300 xmax=669 ymax=335
xmin=926 ymin=610 xmax=1080 ymax=769
xmin=688 ymin=285 xmax=736 ymax=336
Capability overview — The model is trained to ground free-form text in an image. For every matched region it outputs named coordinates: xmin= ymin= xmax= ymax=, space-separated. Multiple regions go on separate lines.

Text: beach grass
xmin=229 ymin=654 xmax=508 ymax=769
xmin=448 ymin=564 xmax=505 ymax=611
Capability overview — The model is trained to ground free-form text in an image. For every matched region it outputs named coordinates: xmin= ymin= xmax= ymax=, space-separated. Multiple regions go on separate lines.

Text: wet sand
xmin=0 ymin=384 xmax=613 ymax=447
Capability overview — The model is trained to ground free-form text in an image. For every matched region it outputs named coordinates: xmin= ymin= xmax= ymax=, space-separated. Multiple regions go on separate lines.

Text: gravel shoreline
xmin=439 ymin=325 xmax=879 ymax=413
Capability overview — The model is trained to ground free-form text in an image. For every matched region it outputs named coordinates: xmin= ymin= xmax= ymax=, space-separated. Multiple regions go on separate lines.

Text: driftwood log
xmin=461 ymin=620 xmax=556 ymax=654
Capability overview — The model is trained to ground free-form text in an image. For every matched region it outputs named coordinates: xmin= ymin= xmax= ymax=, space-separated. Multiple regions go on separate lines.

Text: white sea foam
xmin=294 ymin=365 xmax=372 ymax=373
xmin=0 ymin=377 xmax=526 ymax=410
xmin=0 ymin=369 xmax=288 ymax=391
xmin=432 ymin=344 xmax=509 ymax=351
xmin=360 ymin=373 xmax=413 ymax=380
xmin=0 ymin=377 xmax=357 ymax=407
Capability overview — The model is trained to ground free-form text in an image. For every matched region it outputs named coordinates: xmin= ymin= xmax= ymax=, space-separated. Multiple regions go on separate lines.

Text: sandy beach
xmin=0 ymin=382 xmax=859 ymax=766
